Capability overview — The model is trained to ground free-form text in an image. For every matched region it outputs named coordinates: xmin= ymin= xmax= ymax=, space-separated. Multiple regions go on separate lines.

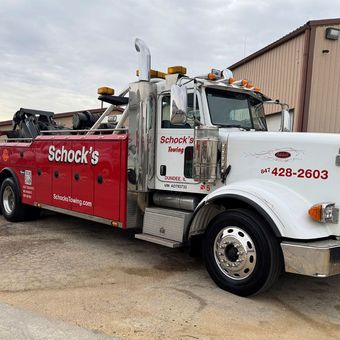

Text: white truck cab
xmin=126 ymin=39 xmax=340 ymax=296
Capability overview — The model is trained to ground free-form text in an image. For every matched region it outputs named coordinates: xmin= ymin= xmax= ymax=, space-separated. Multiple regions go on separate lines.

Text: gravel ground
xmin=0 ymin=212 xmax=339 ymax=339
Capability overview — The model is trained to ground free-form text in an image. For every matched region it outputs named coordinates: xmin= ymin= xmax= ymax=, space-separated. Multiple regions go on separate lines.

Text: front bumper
xmin=281 ymin=239 xmax=340 ymax=277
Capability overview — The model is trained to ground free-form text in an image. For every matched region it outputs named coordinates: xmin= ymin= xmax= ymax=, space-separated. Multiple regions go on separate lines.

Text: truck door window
xmin=161 ymin=94 xmax=200 ymax=128
xmin=161 ymin=96 xmax=171 ymax=123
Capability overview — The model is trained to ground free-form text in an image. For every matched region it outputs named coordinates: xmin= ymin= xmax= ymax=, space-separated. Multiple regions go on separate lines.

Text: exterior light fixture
xmin=325 ymin=27 xmax=340 ymax=40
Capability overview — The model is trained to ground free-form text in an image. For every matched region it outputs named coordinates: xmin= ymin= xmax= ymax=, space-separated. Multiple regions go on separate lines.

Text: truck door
xmin=155 ymin=92 xmax=202 ymax=193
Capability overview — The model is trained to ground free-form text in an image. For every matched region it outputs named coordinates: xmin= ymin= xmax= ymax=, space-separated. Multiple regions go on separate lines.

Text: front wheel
xmin=203 ymin=209 xmax=283 ymax=296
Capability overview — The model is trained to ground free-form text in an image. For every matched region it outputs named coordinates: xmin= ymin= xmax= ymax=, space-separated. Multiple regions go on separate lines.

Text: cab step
xmin=135 ymin=233 xmax=183 ymax=248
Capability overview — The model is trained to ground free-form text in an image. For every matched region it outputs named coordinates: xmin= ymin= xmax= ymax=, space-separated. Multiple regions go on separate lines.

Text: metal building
xmin=229 ymin=18 xmax=340 ymax=132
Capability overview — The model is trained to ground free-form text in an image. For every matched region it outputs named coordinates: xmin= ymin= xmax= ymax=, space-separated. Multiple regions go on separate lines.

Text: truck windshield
xmin=206 ymin=87 xmax=267 ymax=131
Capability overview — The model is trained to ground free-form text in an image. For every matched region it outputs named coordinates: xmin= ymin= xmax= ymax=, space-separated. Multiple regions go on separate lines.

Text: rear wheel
xmin=0 ymin=177 xmax=40 ymax=222
xmin=203 ymin=209 xmax=282 ymax=296
xmin=3 ymin=183 xmax=16 ymax=216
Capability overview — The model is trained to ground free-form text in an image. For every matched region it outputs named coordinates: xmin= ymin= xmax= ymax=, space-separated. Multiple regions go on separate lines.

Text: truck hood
xmin=221 ymin=131 xmax=340 ymax=236
xmin=223 ymin=131 xmax=340 ymax=193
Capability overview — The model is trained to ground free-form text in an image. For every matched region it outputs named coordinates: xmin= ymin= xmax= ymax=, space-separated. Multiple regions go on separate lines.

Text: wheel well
xmin=188 ymin=195 xmax=282 ymax=242
xmin=0 ymin=169 xmax=20 ymax=197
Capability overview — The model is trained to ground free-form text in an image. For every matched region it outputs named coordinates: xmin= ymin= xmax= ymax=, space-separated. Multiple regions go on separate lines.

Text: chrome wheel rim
xmin=3 ymin=186 xmax=15 ymax=215
xmin=214 ymin=226 xmax=256 ymax=280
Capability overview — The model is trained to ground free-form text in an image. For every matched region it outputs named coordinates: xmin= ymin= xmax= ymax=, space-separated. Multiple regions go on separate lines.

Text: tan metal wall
xmin=231 ymin=32 xmax=307 ymax=131
xmin=0 ymin=109 xmax=123 ymax=133
xmin=307 ymin=24 xmax=340 ymax=132
xmin=0 ymin=124 xmax=10 ymax=131
xmin=56 ymin=116 xmax=73 ymax=128
xmin=0 ymin=116 xmax=72 ymax=131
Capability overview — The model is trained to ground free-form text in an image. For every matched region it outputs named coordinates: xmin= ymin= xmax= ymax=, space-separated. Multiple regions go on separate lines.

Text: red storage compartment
xmin=0 ymin=143 xmax=36 ymax=205
xmin=51 ymin=140 xmax=72 ymax=210
xmin=34 ymin=140 xmax=52 ymax=205
xmin=93 ymin=139 xmax=122 ymax=221
xmin=70 ymin=140 xmax=95 ymax=215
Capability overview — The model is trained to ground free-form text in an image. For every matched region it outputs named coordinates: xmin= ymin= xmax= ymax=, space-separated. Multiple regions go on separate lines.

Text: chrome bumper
xmin=281 ymin=239 xmax=340 ymax=277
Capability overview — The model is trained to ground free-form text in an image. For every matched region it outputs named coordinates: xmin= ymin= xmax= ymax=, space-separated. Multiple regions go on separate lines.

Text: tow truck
xmin=1 ymin=38 xmax=340 ymax=296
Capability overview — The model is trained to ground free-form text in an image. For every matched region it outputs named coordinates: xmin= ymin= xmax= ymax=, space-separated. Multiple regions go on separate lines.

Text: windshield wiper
xmin=221 ymin=124 xmax=241 ymax=128
xmin=218 ymin=124 xmax=250 ymax=130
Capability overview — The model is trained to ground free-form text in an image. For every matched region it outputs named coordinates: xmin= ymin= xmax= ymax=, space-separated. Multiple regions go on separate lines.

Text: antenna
xmin=243 ymin=36 xmax=247 ymax=57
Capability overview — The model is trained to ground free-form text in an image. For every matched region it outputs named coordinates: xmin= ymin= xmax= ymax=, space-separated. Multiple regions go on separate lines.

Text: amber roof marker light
xmin=97 ymin=87 xmax=114 ymax=95
xmin=167 ymin=66 xmax=187 ymax=75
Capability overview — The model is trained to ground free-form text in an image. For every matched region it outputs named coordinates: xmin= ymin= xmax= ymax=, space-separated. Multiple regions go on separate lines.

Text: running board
xmin=135 ymin=233 xmax=183 ymax=248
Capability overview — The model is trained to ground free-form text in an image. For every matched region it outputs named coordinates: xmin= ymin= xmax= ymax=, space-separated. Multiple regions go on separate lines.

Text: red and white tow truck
xmin=1 ymin=39 xmax=340 ymax=296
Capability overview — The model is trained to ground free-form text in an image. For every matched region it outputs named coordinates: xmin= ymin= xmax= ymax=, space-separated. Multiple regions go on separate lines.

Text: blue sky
xmin=0 ymin=0 xmax=339 ymax=120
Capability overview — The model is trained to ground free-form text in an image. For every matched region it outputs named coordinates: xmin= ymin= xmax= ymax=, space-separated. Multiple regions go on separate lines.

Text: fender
xmin=190 ymin=179 xmax=338 ymax=240
xmin=0 ymin=168 xmax=21 ymax=198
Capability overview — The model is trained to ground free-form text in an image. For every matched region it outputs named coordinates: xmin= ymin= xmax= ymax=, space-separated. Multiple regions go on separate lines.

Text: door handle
xmin=160 ymin=165 xmax=167 ymax=176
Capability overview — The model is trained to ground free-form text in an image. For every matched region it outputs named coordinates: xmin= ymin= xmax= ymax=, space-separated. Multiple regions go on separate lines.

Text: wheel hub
xmin=3 ymin=186 xmax=15 ymax=215
xmin=214 ymin=226 xmax=256 ymax=280
xmin=225 ymin=244 xmax=239 ymax=262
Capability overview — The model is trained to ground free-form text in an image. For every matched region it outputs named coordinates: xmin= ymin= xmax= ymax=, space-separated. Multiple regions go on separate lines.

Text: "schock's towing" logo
xmin=48 ymin=145 xmax=99 ymax=165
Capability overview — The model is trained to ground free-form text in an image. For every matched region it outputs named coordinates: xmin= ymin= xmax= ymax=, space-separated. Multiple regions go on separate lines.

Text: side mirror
xmin=170 ymin=85 xmax=187 ymax=125
xmin=280 ymin=106 xmax=292 ymax=132
xmin=187 ymin=110 xmax=201 ymax=126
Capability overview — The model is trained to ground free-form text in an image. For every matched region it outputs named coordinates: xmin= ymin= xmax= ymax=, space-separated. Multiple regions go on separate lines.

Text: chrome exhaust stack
xmin=135 ymin=38 xmax=151 ymax=81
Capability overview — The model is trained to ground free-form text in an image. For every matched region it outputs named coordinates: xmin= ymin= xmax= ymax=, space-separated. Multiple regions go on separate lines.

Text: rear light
xmin=308 ymin=203 xmax=339 ymax=223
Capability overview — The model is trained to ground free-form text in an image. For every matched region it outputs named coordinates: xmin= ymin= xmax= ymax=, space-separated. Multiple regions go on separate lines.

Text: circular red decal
xmin=2 ymin=149 xmax=9 ymax=162
xmin=275 ymin=151 xmax=291 ymax=159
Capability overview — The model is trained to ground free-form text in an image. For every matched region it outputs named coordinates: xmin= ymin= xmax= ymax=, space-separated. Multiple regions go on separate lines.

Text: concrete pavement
xmin=0 ymin=303 xmax=115 ymax=340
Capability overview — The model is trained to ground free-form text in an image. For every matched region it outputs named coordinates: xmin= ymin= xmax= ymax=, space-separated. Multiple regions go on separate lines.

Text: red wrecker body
xmin=0 ymin=134 xmax=128 ymax=227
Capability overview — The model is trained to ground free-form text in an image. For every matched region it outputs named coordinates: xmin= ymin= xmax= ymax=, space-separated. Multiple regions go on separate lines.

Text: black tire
xmin=189 ymin=235 xmax=203 ymax=257
xmin=0 ymin=177 xmax=40 ymax=222
xmin=28 ymin=206 xmax=41 ymax=220
xmin=203 ymin=209 xmax=283 ymax=297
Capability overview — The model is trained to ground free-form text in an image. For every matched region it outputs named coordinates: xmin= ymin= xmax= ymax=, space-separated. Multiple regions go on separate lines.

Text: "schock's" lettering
xmin=48 ymin=145 xmax=99 ymax=165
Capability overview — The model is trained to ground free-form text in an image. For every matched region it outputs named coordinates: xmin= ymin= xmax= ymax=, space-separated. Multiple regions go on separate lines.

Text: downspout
xmin=297 ymin=22 xmax=316 ymax=132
